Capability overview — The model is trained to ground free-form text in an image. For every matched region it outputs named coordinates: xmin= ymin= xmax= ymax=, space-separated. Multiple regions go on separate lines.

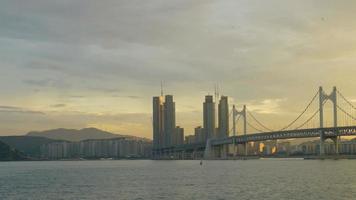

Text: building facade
xmin=153 ymin=94 xmax=183 ymax=149
xmin=194 ymin=126 xmax=205 ymax=143
xmin=40 ymin=138 xmax=152 ymax=160
xmin=153 ymin=96 xmax=164 ymax=149
xmin=203 ymin=95 xmax=216 ymax=140
xmin=185 ymin=135 xmax=196 ymax=144
xmin=172 ymin=126 xmax=184 ymax=146
xmin=218 ymin=96 xmax=229 ymax=138
xmin=164 ymin=95 xmax=176 ymax=147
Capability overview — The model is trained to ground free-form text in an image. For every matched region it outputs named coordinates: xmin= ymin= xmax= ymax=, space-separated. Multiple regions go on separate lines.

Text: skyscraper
xmin=194 ymin=126 xmax=205 ymax=143
xmin=153 ymin=96 xmax=164 ymax=149
xmin=218 ymin=96 xmax=229 ymax=138
xmin=172 ymin=126 xmax=184 ymax=146
xmin=203 ymin=95 xmax=215 ymax=140
xmin=164 ymin=95 xmax=176 ymax=147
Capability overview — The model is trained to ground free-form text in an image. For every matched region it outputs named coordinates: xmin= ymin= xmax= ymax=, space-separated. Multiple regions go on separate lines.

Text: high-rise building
xmin=218 ymin=96 xmax=229 ymax=138
xmin=164 ymin=95 xmax=176 ymax=147
xmin=185 ymin=135 xmax=196 ymax=144
xmin=194 ymin=126 xmax=205 ymax=143
xmin=203 ymin=95 xmax=215 ymax=140
xmin=153 ymin=96 xmax=164 ymax=149
xmin=172 ymin=126 xmax=184 ymax=146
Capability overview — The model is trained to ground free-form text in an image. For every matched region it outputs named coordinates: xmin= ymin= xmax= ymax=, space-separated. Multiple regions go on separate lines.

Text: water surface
xmin=1 ymin=159 xmax=356 ymax=200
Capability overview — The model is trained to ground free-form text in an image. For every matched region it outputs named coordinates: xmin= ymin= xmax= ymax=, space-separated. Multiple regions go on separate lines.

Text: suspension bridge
xmin=153 ymin=86 xmax=356 ymax=159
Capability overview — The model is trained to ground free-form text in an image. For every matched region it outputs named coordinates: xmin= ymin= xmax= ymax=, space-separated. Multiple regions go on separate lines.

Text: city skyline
xmin=153 ymin=92 xmax=230 ymax=149
xmin=1 ymin=1 xmax=356 ymax=200
xmin=1 ymin=0 xmax=356 ymax=138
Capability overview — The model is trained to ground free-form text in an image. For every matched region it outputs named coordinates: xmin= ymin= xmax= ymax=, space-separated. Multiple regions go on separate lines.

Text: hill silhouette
xmin=0 ymin=140 xmax=27 ymax=161
xmin=0 ymin=136 xmax=61 ymax=158
xmin=26 ymin=127 xmax=149 ymax=142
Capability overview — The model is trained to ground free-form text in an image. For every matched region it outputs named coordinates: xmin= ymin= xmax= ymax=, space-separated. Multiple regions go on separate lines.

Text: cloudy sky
xmin=1 ymin=0 xmax=356 ymax=138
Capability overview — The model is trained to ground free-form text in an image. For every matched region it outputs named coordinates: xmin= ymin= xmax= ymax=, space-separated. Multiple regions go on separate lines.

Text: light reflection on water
xmin=1 ymin=160 xmax=356 ymax=200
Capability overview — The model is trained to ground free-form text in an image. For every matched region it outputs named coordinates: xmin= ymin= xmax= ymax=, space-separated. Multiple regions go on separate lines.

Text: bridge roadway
xmin=154 ymin=126 xmax=356 ymax=153
xmin=212 ymin=126 xmax=356 ymax=145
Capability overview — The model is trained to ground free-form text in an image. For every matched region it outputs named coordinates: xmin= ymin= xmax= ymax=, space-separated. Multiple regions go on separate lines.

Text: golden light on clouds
xmin=0 ymin=1 xmax=356 ymax=137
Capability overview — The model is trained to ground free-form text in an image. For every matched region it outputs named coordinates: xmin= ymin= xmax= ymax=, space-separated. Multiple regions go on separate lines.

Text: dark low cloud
xmin=25 ymin=59 xmax=66 ymax=72
xmin=126 ymin=95 xmax=141 ymax=99
xmin=0 ymin=105 xmax=45 ymax=115
xmin=88 ymin=87 xmax=121 ymax=93
xmin=23 ymin=78 xmax=70 ymax=89
xmin=0 ymin=105 xmax=22 ymax=110
xmin=1 ymin=0 xmax=356 ymax=136
xmin=51 ymin=104 xmax=66 ymax=108
xmin=23 ymin=79 xmax=52 ymax=86
xmin=111 ymin=95 xmax=141 ymax=99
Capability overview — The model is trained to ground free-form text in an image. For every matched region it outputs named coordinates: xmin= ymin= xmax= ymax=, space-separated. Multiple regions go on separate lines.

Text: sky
xmin=0 ymin=0 xmax=356 ymax=138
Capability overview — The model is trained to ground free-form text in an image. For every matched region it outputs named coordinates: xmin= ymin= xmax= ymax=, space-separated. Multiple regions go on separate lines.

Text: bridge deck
xmin=212 ymin=126 xmax=356 ymax=145
xmin=154 ymin=126 xmax=356 ymax=152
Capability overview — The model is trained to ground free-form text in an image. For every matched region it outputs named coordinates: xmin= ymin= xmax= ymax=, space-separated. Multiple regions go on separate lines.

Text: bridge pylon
xmin=319 ymin=86 xmax=338 ymax=156
xmin=233 ymin=105 xmax=247 ymax=156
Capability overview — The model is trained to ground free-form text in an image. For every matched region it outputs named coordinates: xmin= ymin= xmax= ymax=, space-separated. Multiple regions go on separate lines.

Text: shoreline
xmin=4 ymin=155 xmax=356 ymax=162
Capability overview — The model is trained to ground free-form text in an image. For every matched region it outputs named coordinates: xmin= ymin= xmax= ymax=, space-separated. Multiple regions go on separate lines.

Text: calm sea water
xmin=1 ymin=159 xmax=356 ymax=200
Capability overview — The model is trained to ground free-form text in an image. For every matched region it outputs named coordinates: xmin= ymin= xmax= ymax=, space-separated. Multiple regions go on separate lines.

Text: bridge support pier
xmin=320 ymin=131 xmax=325 ymax=156
xmin=243 ymin=142 xmax=248 ymax=156
xmin=220 ymin=144 xmax=228 ymax=159
xmin=320 ymin=135 xmax=339 ymax=156
xmin=319 ymin=86 xmax=338 ymax=156
xmin=331 ymin=136 xmax=339 ymax=155
xmin=234 ymin=143 xmax=238 ymax=157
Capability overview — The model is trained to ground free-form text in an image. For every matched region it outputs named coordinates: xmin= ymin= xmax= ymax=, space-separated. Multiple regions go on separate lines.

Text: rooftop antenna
xmin=214 ymin=84 xmax=217 ymax=102
xmin=214 ymin=83 xmax=218 ymax=129
xmin=160 ymin=80 xmax=164 ymax=96
xmin=217 ymin=83 xmax=220 ymax=99
xmin=219 ymin=85 xmax=222 ymax=97
xmin=214 ymin=83 xmax=220 ymax=102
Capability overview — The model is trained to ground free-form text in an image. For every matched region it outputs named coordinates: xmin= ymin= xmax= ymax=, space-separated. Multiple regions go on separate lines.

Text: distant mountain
xmin=26 ymin=128 xmax=150 ymax=142
xmin=0 ymin=136 xmax=61 ymax=158
xmin=0 ymin=140 xmax=27 ymax=161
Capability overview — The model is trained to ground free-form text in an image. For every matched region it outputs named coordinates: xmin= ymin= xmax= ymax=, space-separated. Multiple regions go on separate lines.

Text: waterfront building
xmin=276 ymin=142 xmax=291 ymax=155
xmin=203 ymin=95 xmax=216 ymax=140
xmin=194 ymin=126 xmax=205 ymax=143
xmin=153 ymin=96 xmax=164 ymax=149
xmin=261 ymin=141 xmax=277 ymax=155
xmin=185 ymin=135 xmax=196 ymax=144
xmin=172 ymin=126 xmax=184 ymax=146
xmin=218 ymin=96 xmax=229 ymax=138
xmin=340 ymin=140 xmax=356 ymax=154
xmin=164 ymin=95 xmax=176 ymax=147
xmin=40 ymin=138 xmax=152 ymax=160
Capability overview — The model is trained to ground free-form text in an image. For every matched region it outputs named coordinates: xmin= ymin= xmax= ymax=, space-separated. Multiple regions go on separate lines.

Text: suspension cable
xmin=230 ymin=114 xmax=242 ymax=135
xmin=247 ymin=110 xmax=274 ymax=132
xmin=337 ymin=105 xmax=356 ymax=121
xmin=337 ymin=90 xmax=356 ymax=110
xmin=246 ymin=121 xmax=265 ymax=133
xmin=236 ymin=114 xmax=242 ymax=124
xmin=294 ymin=108 xmax=320 ymax=130
xmin=279 ymin=91 xmax=319 ymax=131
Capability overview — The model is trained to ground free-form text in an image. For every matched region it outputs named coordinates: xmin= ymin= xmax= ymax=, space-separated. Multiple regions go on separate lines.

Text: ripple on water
xmin=1 ymin=160 xmax=356 ymax=200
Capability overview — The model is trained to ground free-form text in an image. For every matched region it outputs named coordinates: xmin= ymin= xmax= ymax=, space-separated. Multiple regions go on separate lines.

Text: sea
xmin=1 ymin=159 xmax=356 ymax=200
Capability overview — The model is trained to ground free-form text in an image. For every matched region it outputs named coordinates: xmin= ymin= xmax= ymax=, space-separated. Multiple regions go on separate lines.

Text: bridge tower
xmin=319 ymin=86 xmax=338 ymax=156
xmin=233 ymin=105 xmax=247 ymax=156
